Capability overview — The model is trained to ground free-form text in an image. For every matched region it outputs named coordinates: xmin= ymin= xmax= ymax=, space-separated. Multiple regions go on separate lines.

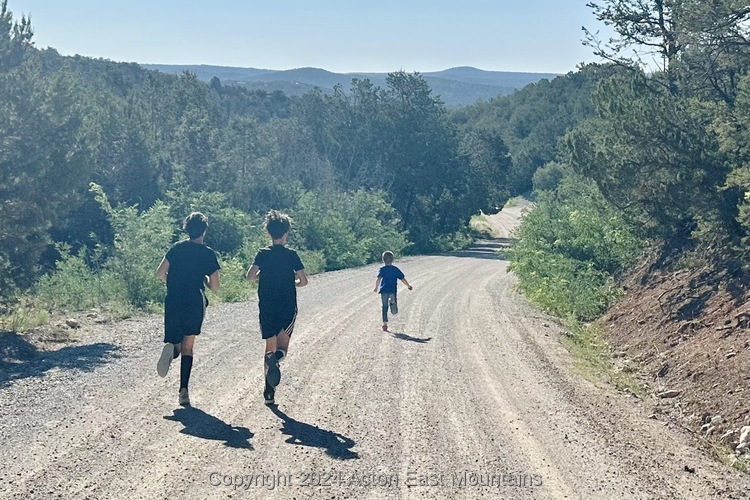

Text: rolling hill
xmin=140 ymin=64 xmax=559 ymax=107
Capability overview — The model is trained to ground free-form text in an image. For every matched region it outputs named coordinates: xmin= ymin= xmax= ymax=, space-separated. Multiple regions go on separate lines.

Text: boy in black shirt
xmin=246 ymin=210 xmax=308 ymax=405
xmin=156 ymin=212 xmax=220 ymax=406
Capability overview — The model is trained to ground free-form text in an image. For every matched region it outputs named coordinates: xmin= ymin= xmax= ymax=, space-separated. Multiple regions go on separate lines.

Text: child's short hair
xmin=264 ymin=210 xmax=291 ymax=240
xmin=382 ymin=251 xmax=394 ymax=264
xmin=184 ymin=212 xmax=208 ymax=239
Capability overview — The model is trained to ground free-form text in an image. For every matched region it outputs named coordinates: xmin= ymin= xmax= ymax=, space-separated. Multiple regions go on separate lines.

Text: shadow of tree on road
xmin=164 ymin=407 xmax=254 ymax=449
xmin=0 ymin=332 xmax=119 ymax=387
xmin=391 ymin=331 xmax=432 ymax=343
xmin=268 ymin=406 xmax=358 ymax=460
xmin=450 ymin=239 xmax=509 ymax=260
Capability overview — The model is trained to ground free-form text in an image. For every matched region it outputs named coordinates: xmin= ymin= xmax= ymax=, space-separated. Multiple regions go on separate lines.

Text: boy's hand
xmin=374 ymin=288 xmax=378 ymax=292
xmin=408 ymin=285 xmax=413 ymax=290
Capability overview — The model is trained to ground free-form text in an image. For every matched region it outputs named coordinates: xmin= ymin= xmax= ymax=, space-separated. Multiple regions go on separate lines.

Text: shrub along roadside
xmin=2 ymin=185 xmax=412 ymax=330
xmin=508 ymin=174 xmax=645 ymax=390
xmin=509 ymin=174 xmax=643 ymax=322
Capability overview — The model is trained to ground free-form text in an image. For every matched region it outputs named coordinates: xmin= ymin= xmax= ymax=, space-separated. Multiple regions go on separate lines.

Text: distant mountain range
xmin=140 ymin=64 xmax=560 ymax=107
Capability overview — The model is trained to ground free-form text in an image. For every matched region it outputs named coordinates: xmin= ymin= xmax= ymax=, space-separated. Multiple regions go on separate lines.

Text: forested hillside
xmin=0 ymin=0 xmax=531 ymax=316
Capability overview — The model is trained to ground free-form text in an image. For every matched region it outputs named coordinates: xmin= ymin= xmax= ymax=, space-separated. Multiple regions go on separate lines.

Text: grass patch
xmin=470 ymin=213 xmax=496 ymax=238
xmin=0 ymin=299 xmax=49 ymax=332
xmin=563 ymin=320 xmax=644 ymax=396
xmin=712 ymin=444 xmax=749 ymax=473
xmin=504 ymin=197 xmax=521 ymax=208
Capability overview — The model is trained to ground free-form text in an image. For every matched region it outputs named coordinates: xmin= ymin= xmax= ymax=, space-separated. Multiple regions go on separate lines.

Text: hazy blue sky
xmin=8 ymin=0 xmax=609 ymax=74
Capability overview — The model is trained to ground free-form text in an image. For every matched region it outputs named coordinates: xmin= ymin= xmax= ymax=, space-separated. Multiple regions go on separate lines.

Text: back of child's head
xmin=184 ymin=212 xmax=208 ymax=239
xmin=265 ymin=210 xmax=291 ymax=240
xmin=382 ymin=251 xmax=395 ymax=264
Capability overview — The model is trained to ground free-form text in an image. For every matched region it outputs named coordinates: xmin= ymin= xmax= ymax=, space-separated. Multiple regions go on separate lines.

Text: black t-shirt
xmin=252 ymin=244 xmax=304 ymax=305
xmin=165 ymin=240 xmax=220 ymax=299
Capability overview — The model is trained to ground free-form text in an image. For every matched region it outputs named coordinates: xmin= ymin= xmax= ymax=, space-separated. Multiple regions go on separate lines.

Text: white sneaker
xmin=178 ymin=388 xmax=191 ymax=407
xmin=157 ymin=343 xmax=174 ymax=377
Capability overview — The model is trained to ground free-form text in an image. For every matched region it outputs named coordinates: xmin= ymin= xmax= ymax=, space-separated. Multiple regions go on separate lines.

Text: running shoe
xmin=263 ymin=382 xmax=275 ymax=405
xmin=157 ymin=343 xmax=175 ymax=377
xmin=178 ymin=388 xmax=191 ymax=407
xmin=265 ymin=352 xmax=281 ymax=387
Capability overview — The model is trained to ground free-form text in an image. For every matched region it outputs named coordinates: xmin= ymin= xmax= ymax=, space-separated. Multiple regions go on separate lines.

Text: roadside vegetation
xmin=0 ymin=0 xmax=505 ymax=327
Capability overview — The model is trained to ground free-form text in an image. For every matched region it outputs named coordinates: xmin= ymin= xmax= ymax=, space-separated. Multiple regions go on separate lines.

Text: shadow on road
xmin=450 ymin=239 xmax=510 ymax=261
xmin=391 ymin=331 xmax=432 ymax=343
xmin=0 ymin=332 xmax=119 ymax=387
xmin=164 ymin=407 xmax=254 ymax=449
xmin=268 ymin=406 xmax=358 ymax=460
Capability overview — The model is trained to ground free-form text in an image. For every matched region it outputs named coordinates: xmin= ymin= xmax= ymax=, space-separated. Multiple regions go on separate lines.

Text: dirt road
xmin=1 ymin=211 xmax=748 ymax=499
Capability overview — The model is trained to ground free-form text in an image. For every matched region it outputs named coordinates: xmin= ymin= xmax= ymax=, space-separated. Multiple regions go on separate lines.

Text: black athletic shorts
xmin=164 ymin=291 xmax=207 ymax=344
xmin=259 ymin=302 xmax=297 ymax=340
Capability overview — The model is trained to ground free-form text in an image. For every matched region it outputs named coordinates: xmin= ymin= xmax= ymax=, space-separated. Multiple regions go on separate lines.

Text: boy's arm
xmin=295 ymin=269 xmax=308 ymax=287
xmin=400 ymin=278 xmax=413 ymax=290
xmin=206 ymin=270 xmax=220 ymax=292
xmin=374 ymin=276 xmax=382 ymax=292
xmin=246 ymin=265 xmax=260 ymax=281
xmin=156 ymin=257 xmax=169 ymax=283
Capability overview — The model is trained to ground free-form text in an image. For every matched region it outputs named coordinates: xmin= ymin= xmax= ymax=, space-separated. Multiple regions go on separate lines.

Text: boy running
xmin=156 ymin=212 xmax=220 ymax=407
xmin=374 ymin=251 xmax=412 ymax=331
xmin=246 ymin=210 xmax=308 ymax=405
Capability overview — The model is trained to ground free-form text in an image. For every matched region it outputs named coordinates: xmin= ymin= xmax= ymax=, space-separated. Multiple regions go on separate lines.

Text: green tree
xmin=0 ymin=3 xmax=93 ymax=291
xmin=458 ymin=128 xmax=512 ymax=212
xmin=585 ymin=0 xmax=682 ymax=94
xmin=719 ymin=74 xmax=750 ymax=252
xmin=585 ymin=0 xmax=750 ymax=104
xmin=292 ymin=189 xmax=408 ymax=270
xmin=380 ymin=71 xmax=465 ymax=250
xmin=566 ymin=71 xmax=730 ymax=243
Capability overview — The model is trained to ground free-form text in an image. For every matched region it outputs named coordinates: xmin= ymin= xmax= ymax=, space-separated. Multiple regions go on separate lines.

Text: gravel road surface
xmin=1 ymin=209 xmax=747 ymax=499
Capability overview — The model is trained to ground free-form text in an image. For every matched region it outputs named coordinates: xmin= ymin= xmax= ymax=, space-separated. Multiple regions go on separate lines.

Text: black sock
xmin=173 ymin=346 xmax=180 ymax=359
xmin=275 ymin=349 xmax=285 ymax=360
xmin=180 ymin=355 xmax=193 ymax=389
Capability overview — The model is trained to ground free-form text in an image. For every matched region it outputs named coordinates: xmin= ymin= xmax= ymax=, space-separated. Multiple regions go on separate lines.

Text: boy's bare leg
xmin=264 ymin=336 xmax=278 ymax=354
xmin=264 ymin=330 xmax=290 ymax=358
xmin=275 ymin=330 xmax=290 ymax=359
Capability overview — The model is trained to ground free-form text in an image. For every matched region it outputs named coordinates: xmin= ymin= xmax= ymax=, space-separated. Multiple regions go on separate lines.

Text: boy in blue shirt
xmin=374 ymin=251 xmax=412 ymax=331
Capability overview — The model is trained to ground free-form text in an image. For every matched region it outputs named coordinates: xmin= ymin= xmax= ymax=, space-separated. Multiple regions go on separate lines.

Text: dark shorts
xmin=259 ymin=301 xmax=297 ymax=340
xmin=164 ymin=291 xmax=207 ymax=344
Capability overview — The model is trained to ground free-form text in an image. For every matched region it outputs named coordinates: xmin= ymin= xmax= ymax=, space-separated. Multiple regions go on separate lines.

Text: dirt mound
xmin=604 ymin=259 xmax=750 ymax=461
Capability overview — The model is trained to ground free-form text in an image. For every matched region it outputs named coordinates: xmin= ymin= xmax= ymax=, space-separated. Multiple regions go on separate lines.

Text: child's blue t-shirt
xmin=377 ymin=264 xmax=404 ymax=294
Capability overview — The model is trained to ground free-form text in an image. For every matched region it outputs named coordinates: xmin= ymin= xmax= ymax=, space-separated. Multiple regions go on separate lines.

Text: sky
xmin=7 ymin=0 xmax=611 ymax=74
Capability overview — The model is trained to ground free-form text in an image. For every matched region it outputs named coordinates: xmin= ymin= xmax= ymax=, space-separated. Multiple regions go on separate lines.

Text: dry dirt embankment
xmin=0 ymin=206 xmax=747 ymax=499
